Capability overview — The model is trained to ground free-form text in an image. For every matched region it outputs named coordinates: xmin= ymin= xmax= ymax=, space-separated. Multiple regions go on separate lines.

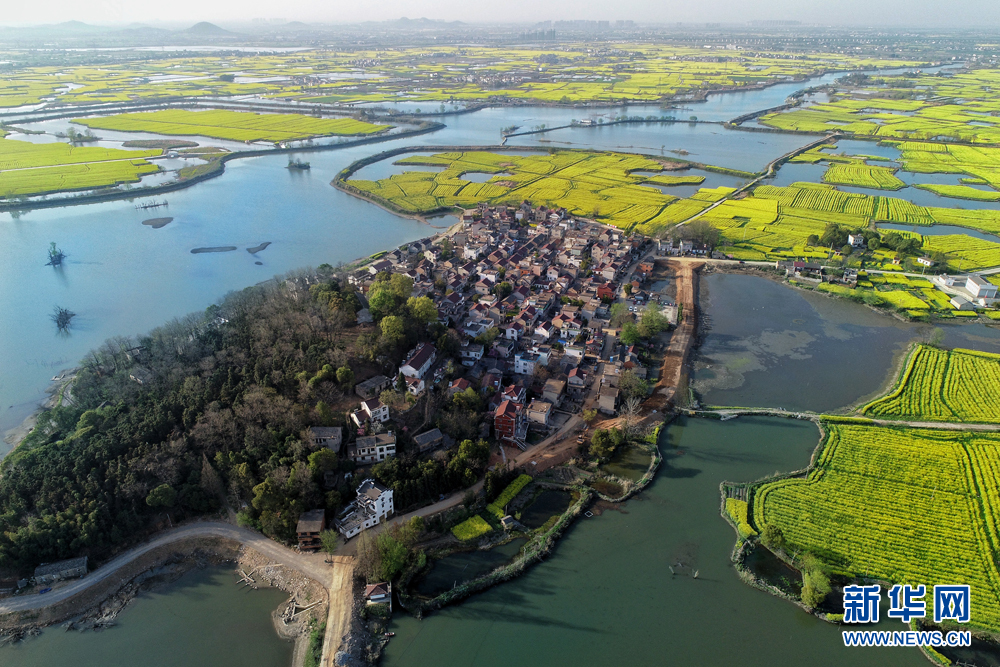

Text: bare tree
xmin=620 ymin=396 xmax=643 ymax=437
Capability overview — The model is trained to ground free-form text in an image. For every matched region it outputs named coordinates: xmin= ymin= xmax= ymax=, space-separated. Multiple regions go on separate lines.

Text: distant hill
xmin=281 ymin=21 xmax=311 ymax=31
xmin=52 ymin=20 xmax=101 ymax=31
xmin=181 ymin=22 xmax=236 ymax=35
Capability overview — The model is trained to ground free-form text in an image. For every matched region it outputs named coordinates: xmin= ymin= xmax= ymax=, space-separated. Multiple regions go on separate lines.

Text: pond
xmin=692 ymin=273 xmax=1000 ymax=412
xmin=413 ymin=539 xmax=526 ymax=599
xmin=600 ymin=445 xmax=651 ymax=482
xmin=518 ymin=490 xmax=574 ymax=529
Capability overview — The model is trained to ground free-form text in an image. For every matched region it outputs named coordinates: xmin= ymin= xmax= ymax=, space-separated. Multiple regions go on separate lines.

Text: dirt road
xmin=647 ymin=258 xmax=702 ymax=411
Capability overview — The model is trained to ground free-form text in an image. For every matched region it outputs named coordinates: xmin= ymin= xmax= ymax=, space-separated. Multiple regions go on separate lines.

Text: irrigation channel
xmin=1 ymin=64 xmax=993 ymax=667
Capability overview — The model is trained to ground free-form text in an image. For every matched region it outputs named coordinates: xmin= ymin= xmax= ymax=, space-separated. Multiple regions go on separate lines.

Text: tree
xmin=761 ymin=524 xmax=785 ymax=550
xmin=582 ymin=408 xmax=598 ymax=425
xmin=800 ymin=553 xmax=831 ymax=608
xmin=623 ymin=283 xmax=633 ymax=296
xmin=493 ymin=281 xmax=513 ymax=299
xmin=320 ymin=529 xmax=339 ymax=559
xmin=619 ymin=369 xmax=649 ymax=402
xmin=407 ymin=296 xmax=437 ymax=324
xmin=308 ymin=448 xmax=338 ymax=476
xmin=475 ymin=327 xmax=500 ymax=346
xmin=609 ymin=302 xmax=631 ymax=328
xmin=638 ymin=305 xmax=669 ymax=338
xmin=146 ymin=483 xmax=177 ymax=508
xmin=380 ymin=315 xmax=406 ymax=346
xmin=335 ymin=366 xmax=354 ymax=390
xmin=620 ymin=322 xmax=641 ymax=346
xmin=589 ymin=428 xmax=624 ymax=461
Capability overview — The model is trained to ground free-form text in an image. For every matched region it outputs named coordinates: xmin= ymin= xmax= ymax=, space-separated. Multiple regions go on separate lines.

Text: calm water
xmin=2 ymin=565 xmax=291 ymax=667
xmin=693 ymin=273 xmax=1000 ymax=411
xmin=382 ymin=417 xmax=926 ymax=667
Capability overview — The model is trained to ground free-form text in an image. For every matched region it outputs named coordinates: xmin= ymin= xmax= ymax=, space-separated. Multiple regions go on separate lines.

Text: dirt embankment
xmin=647 ymin=259 xmax=702 ymax=412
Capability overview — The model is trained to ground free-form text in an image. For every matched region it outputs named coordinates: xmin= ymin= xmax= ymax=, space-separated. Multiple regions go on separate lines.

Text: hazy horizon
xmin=0 ymin=0 xmax=995 ymax=30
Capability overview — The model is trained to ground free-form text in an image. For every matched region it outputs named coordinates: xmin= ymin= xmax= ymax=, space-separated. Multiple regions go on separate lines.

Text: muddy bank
xmin=191 ymin=246 xmax=238 ymax=254
xmin=247 ymin=241 xmax=272 ymax=254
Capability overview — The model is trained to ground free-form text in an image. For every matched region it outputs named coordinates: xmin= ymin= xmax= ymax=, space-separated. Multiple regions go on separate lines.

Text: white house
xmin=400 ymin=343 xmax=437 ymax=379
xmin=347 ymin=434 xmax=397 ymax=464
xmin=514 ymin=352 xmax=539 ymax=375
xmin=848 ymin=233 xmax=866 ymax=248
xmin=336 ymin=479 xmax=395 ymax=539
xmin=460 ymin=342 xmax=485 ymax=367
xmin=361 ymin=398 xmax=389 ymax=423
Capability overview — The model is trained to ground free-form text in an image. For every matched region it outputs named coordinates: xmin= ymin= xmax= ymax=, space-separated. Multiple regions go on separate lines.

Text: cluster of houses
xmin=350 ymin=203 xmax=659 ymax=447
xmin=296 ymin=202 xmax=669 ymax=545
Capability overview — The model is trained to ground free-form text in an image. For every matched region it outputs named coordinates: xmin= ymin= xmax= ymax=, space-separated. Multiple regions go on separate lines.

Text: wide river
xmin=0 ymin=64 xmax=984 ymax=667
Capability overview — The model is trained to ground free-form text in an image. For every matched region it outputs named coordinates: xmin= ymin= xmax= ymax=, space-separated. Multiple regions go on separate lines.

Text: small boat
xmin=384 ymin=632 xmax=395 ymax=637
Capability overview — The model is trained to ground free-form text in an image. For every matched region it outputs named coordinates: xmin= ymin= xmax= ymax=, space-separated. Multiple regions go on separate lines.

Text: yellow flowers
xmin=863 ymin=345 xmax=1000 ymax=423
xmin=75 ymin=109 xmax=389 ymax=143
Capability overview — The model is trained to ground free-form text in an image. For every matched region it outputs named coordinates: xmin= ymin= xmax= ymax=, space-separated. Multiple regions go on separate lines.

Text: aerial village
xmin=291 ymin=201 xmax=680 ymax=551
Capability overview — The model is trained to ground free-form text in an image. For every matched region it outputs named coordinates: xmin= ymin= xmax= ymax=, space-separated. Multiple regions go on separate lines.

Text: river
xmin=3 ymin=565 xmax=291 ymax=667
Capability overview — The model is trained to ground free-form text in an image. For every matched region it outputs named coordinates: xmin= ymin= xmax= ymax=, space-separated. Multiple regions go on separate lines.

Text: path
xmin=647 ymin=258 xmax=702 ymax=412
xmin=0 ymin=520 xmax=355 ymax=662
xmin=672 ymin=134 xmax=838 ymax=229
xmin=700 ymin=407 xmax=1000 ymax=431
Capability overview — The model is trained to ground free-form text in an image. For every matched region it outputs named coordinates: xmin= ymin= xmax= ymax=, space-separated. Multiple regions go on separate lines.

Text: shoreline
xmin=0 ymin=532 xmax=331 ymax=667
xmin=2 ymin=369 xmax=77 ymax=455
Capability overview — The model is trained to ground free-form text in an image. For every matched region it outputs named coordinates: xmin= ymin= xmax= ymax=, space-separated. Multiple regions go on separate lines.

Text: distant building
xmin=296 ymin=510 xmax=326 ymax=552
xmin=34 ymin=557 xmax=88 ymax=585
xmin=495 ymin=399 xmax=528 ymax=448
xmin=527 ymin=399 xmax=553 ymax=426
xmin=365 ymin=582 xmax=391 ymax=606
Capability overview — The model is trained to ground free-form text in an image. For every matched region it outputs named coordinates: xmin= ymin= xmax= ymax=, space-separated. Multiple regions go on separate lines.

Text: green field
xmin=862 ymin=345 xmax=1000 ymax=422
xmin=751 ymin=421 xmax=1000 ymax=631
xmin=347 ymin=150 xmax=725 ymax=235
xmin=74 ymin=109 xmax=390 ymax=143
xmin=0 ymin=137 xmax=161 ymax=198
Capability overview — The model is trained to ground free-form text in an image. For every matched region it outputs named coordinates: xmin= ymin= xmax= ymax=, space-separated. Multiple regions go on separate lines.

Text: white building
xmin=848 ymin=233 xmax=866 ymax=248
xmin=361 ymin=398 xmax=389 ymax=423
xmin=514 ymin=352 xmax=539 ymax=375
xmin=347 ymin=433 xmax=397 ymax=464
xmin=336 ymin=479 xmax=395 ymax=539
xmin=400 ymin=343 xmax=436 ymax=379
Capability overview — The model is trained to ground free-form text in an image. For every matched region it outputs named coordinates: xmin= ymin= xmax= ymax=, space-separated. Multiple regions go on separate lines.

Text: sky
xmin=0 ymin=0 xmax=996 ymax=28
